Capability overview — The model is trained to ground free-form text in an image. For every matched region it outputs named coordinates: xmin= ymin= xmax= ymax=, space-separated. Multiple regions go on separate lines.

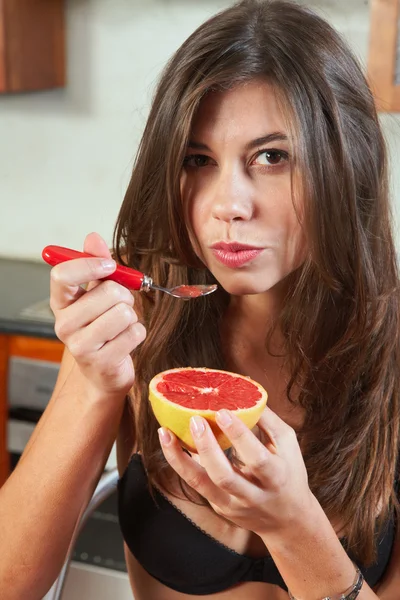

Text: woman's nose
xmin=211 ymin=167 xmax=254 ymax=222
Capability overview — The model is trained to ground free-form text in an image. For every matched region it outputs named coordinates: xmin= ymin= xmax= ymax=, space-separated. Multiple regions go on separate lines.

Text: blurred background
xmin=0 ymin=0 xmax=399 ymax=260
xmin=0 ymin=1 xmax=399 ymax=599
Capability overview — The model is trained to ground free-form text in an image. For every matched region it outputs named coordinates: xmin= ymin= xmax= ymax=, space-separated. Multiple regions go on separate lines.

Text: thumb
xmin=83 ymin=232 xmax=114 ymax=291
xmin=83 ymin=232 xmax=112 ymax=259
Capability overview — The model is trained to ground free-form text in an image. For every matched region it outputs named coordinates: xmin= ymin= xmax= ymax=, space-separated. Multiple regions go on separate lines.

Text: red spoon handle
xmin=42 ymin=245 xmax=144 ymax=291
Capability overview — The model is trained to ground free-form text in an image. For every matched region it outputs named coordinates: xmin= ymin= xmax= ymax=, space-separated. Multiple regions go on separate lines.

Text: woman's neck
xmin=224 ymin=285 xmax=286 ymax=352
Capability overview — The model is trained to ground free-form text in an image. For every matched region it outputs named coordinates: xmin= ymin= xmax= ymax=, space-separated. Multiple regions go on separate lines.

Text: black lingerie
xmin=117 ymin=453 xmax=397 ymax=596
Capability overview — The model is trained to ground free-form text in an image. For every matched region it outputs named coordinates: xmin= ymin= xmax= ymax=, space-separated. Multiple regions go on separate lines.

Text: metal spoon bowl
xmin=150 ymin=282 xmax=218 ymax=299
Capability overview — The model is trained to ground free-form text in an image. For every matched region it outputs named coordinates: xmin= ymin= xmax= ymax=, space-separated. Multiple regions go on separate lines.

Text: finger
xmin=159 ymin=428 xmax=230 ymax=507
xmin=67 ymin=302 xmax=138 ymax=356
xmin=84 ymin=233 xmax=113 ymax=293
xmin=54 ymin=280 xmax=135 ymax=340
xmin=189 ymin=416 xmax=257 ymax=500
xmin=257 ymin=406 xmax=297 ymax=452
xmin=98 ymin=321 xmax=146 ymax=365
xmin=50 ymin=257 xmax=116 ymax=312
xmin=83 ymin=232 xmax=112 ymax=260
xmin=214 ymin=411 xmax=274 ymax=485
xmin=50 ymin=232 xmax=115 ymax=312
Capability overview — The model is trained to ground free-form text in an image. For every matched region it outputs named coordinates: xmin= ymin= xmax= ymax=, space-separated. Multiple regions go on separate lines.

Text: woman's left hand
xmin=159 ymin=406 xmax=315 ymax=540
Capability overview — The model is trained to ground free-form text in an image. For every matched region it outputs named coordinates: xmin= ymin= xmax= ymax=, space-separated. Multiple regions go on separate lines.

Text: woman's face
xmin=180 ymin=79 xmax=306 ymax=296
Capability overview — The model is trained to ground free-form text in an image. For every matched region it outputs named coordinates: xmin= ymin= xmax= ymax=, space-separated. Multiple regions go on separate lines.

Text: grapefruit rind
xmin=149 ymin=367 xmax=268 ymax=450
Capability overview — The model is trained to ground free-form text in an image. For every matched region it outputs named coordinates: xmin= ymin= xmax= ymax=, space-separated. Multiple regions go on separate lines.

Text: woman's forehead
xmin=189 ymin=80 xmax=290 ymax=147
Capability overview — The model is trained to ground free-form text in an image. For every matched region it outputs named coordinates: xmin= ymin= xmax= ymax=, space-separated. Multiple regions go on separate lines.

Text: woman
xmin=0 ymin=1 xmax=398 ymax=598
xmin=114 ymin=1 xmax=400 ymax=597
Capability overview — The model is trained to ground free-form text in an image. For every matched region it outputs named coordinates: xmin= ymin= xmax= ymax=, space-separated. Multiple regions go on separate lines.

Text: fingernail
xmin=216 ymin=409 xmax=232 ymax=428
xmin=158 ymin=427 xmax=171 ymax=446
xmin=101 ymin=259 xmax=116 ymax=271
xmin=190 ymin=416 xmax=205 ymax=439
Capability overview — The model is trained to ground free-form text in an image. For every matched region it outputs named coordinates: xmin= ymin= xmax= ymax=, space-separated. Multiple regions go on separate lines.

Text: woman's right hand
xmin=49 ymin=232 xmax=146 ymax=399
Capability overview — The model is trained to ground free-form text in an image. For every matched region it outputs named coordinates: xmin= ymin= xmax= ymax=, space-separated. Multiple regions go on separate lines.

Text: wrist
xmin=262 ymin=493 xmax=357 ymax=598
xmin=84 ymin=382 xmax=128 ymax=406
xmin=261 ymin=490 xmax=319 ymax=548
xmin=288 ymin=564 xmax=364 ymax=600
xmin=58 ymin=363 xmax=129 ymax=408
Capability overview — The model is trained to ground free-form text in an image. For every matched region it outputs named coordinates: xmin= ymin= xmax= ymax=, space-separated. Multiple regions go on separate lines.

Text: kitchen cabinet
xmin=0 ymin=0 xmax=65 ymax=93
xmin=0 ymin=334 xmax=64 ymax=486
xmin=368 ymin=0 xmax=400 ymax=111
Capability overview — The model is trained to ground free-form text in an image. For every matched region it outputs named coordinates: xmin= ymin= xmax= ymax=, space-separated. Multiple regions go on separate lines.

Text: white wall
xmin=0 ymin=0 xmax=399 ymax=260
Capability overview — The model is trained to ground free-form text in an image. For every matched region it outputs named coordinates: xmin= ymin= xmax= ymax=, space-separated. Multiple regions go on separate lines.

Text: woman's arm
xmin=0 ymin=360 xmax=125 ymax=599
xmin=0 ymin=233 xmax=145 ymax=600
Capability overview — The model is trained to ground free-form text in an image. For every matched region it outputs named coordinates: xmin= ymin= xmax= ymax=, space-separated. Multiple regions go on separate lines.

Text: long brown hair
xmin=114 ymin=0 xmax=400 ymax=564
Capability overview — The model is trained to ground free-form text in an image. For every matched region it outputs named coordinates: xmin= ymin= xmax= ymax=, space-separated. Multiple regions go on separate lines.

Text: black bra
xmin=117 ymin=454 xmax=396 ymax=595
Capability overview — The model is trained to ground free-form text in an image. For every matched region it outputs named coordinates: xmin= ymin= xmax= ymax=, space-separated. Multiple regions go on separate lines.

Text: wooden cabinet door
xmin=368 ymin=0 xmax=400 ymax=111
xmin=0 ymin=0 xmax=65 ymax=93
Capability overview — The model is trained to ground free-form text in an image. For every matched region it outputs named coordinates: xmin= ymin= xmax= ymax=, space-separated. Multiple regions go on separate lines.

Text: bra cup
xmin=117 ymin=454 xmax=395 ymax=595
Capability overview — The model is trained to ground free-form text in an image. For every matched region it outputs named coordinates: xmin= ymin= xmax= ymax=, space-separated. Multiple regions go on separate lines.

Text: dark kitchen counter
xmin=0 ymin=257 xmax=56 ymax=338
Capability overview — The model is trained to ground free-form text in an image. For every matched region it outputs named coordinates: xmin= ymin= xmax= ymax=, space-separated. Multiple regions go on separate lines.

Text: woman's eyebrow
xmin=245 ymin=132 xmax=288 ymax=150
xmin=187 ymin=132 xmax=288 ymax=152
xmin=186 ymin=140 xmax=211 ymax=151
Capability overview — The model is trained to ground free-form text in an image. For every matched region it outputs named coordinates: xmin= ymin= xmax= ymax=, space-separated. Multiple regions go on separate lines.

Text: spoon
xmin=42 ymin=246 xmax=218 ymax=300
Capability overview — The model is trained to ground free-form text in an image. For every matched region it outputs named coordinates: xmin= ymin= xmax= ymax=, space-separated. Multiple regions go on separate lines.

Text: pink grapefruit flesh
xmin=149 ymin=367 xmax=268 ymax=450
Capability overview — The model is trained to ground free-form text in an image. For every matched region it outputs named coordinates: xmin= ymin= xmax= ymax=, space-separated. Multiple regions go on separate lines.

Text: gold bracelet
xmin=287 ymin=565 xmax=364 ymax=600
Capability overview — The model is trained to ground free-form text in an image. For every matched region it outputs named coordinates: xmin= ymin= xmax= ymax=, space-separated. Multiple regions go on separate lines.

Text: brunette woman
xmin=0 ymin=1 xmax=399 ymax=599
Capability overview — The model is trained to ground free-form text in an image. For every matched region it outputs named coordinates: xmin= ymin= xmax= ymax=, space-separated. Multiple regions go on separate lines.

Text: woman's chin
xmin=218 ymin=278 xmax=276 ymax=296
xmin=211 ymin=266 xmax=294 ymax=297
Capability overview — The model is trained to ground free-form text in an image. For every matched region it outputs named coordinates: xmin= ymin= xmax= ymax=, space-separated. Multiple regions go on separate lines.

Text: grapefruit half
xmin=149 ymin=367 xmax=268 ymax=450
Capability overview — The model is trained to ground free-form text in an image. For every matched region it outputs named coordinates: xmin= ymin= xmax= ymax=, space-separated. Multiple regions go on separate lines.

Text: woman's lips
xmin=211 ymin=247 xmax=263 ymax=267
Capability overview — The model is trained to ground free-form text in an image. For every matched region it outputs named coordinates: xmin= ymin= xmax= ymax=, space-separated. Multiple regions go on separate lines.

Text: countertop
xmin=0 ymin=257 xmax=56 ymax=338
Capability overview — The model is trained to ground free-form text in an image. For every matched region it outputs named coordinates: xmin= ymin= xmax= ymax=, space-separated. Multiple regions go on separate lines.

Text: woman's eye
xmin=183 ymin=154 xmax=213 ymax=168
xmin=252 ymin=149 xmax=289 ymax=167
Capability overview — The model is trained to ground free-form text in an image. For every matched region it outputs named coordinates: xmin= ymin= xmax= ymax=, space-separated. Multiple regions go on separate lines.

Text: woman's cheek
xmin=187 ymin=230 xmax=207 ymax=265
